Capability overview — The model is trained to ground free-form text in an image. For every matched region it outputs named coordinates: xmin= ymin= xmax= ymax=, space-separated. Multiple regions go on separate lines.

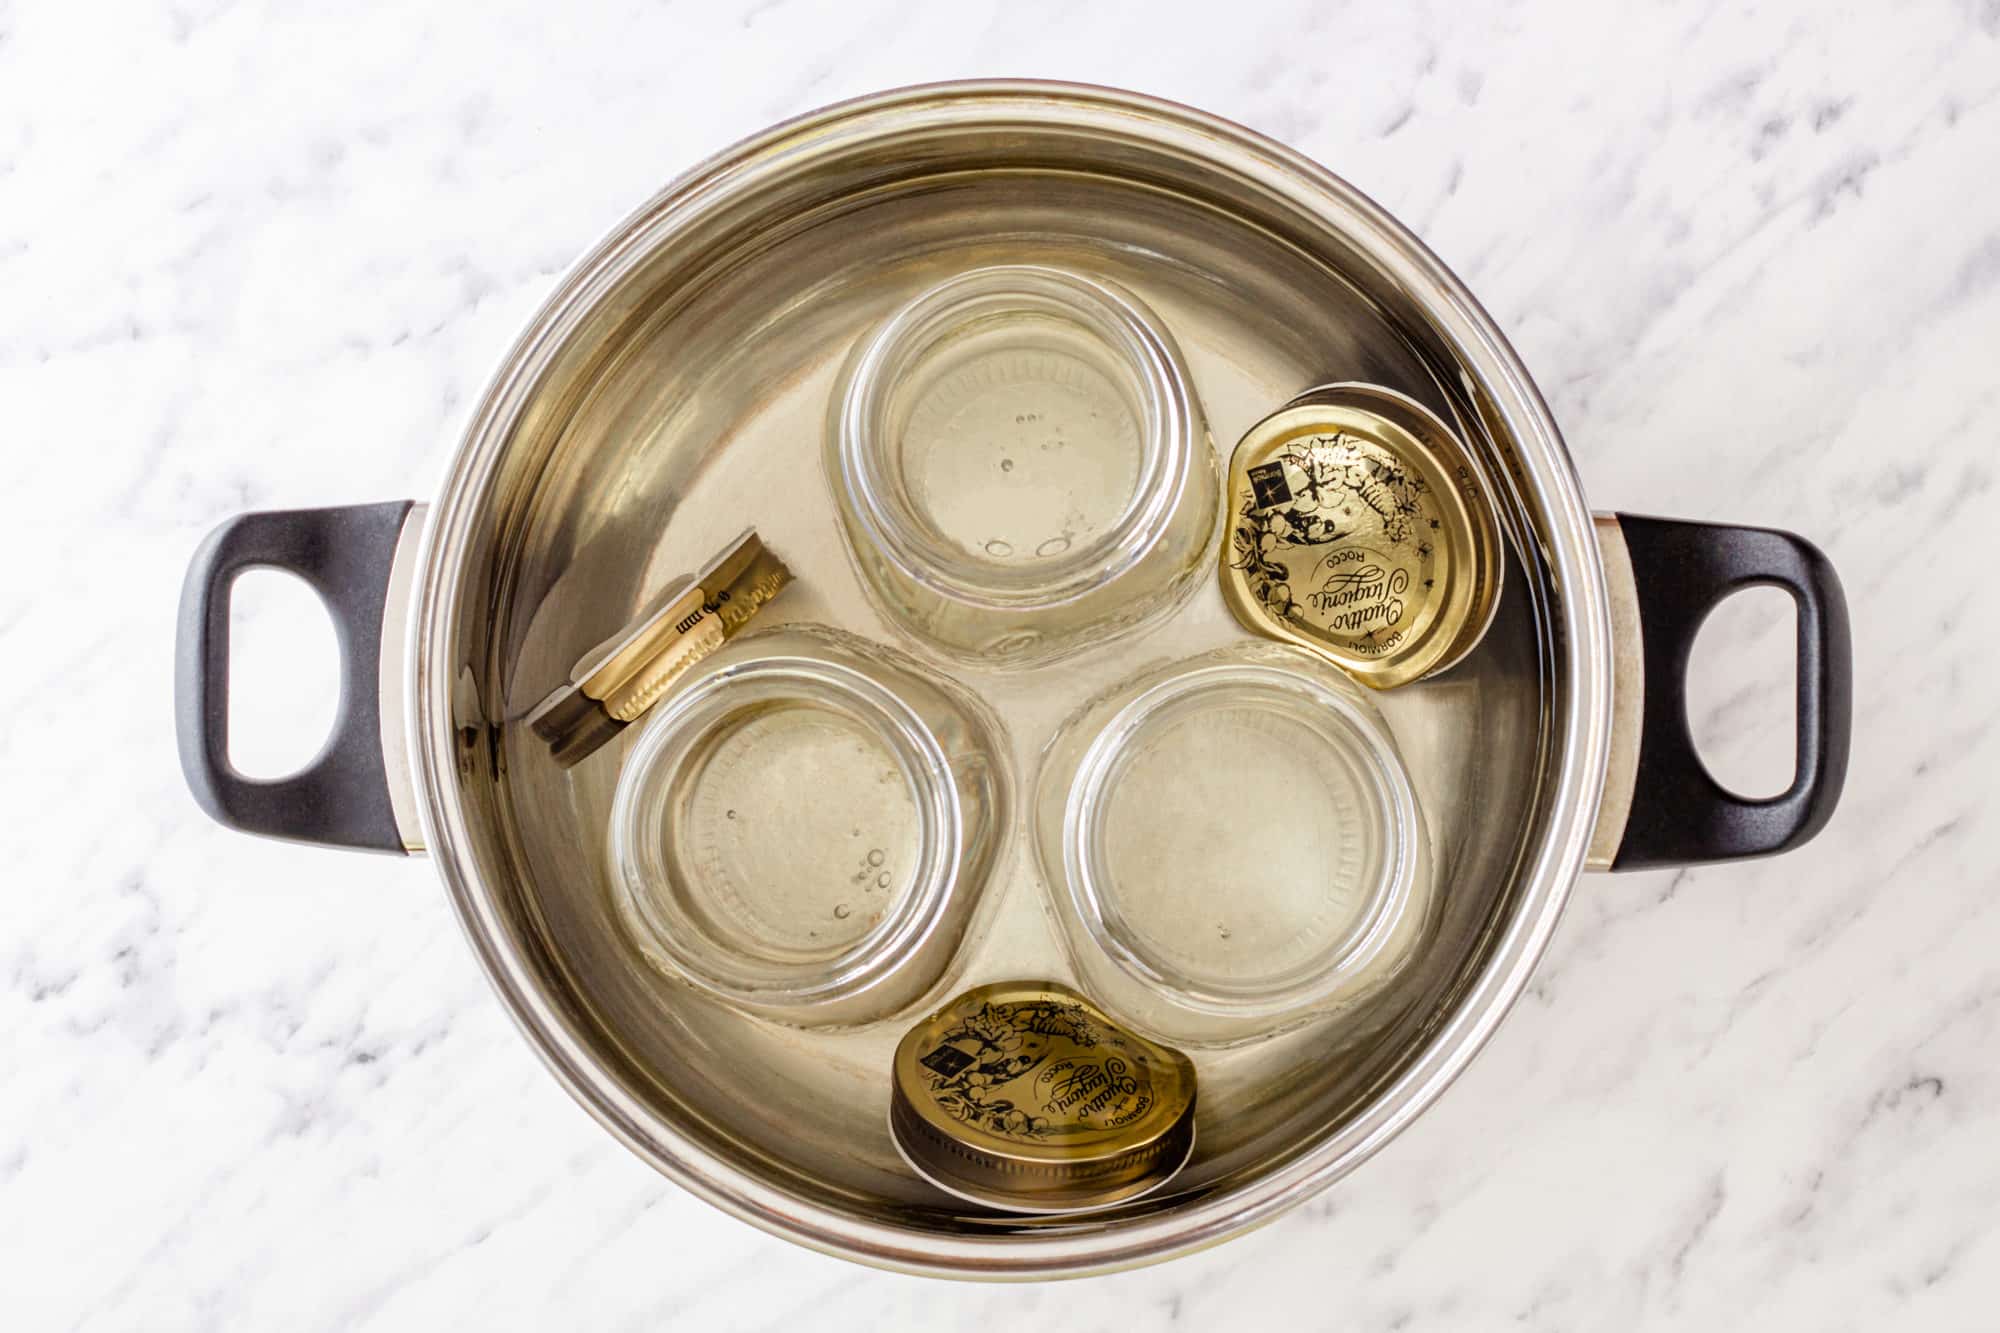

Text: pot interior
xmin=425 ymin=89 xmax=1581 ymax=1266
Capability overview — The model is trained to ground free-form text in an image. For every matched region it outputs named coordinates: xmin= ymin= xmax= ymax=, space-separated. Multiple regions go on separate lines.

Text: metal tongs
xmin=525 ymin=529 xmax=792 ymax=767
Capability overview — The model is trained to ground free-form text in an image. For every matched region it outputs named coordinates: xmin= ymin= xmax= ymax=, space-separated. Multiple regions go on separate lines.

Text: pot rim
xmin=408 ymin=78 xmax=1612 ymax=1278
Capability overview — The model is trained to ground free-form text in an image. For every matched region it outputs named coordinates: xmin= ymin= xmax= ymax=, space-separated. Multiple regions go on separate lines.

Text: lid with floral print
xmin=889 ymin=980 xmax=1197 ymax=1213
xmin=1220 ymin=382 xmax=1503 ymax=688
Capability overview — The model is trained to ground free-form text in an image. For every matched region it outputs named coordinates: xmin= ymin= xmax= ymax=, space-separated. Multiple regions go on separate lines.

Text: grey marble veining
xmin=2 ymin=0 xmax=1995 ymax=1327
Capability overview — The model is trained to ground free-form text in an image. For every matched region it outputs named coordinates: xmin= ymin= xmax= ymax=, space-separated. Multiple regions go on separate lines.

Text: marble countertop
xmin=5 ymin=0 xmax=1995 ymax=1327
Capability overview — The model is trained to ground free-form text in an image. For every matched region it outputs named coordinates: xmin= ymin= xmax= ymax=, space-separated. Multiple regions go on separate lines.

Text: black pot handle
xmin=1610 ymin=514 xmax=1852 ymax=869
xmin=175 ymin=501 xmax=417 ymax=853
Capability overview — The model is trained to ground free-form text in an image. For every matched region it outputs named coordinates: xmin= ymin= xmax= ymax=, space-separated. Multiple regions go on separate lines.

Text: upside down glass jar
xmin=607 ymin=624 xmax=1011 ymax=1027
xmin=1032 ymin=641 xmax=1435 ymax=1046
xmin=827 ymin=265 xmax=1219 ymax=667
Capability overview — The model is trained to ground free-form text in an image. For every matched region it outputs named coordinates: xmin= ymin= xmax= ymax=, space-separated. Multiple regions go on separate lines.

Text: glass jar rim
xmin=831 ymin=264 xmax=1201 ymax=610
xmin=1059 ymin=661 xmax=1419 ymax=1015
xmin=608 ymin=654 xmax=964 ymax=1007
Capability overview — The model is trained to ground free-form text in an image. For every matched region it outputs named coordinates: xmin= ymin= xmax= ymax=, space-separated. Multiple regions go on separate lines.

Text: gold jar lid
xmin=1220 ymin=383 xmax=1503 ymax=688
xmin=889 ymin=981 xmax=1197 ymax=1214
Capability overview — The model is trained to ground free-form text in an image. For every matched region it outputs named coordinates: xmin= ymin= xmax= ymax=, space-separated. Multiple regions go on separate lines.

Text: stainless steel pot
xmin=174 ymin=82 xmax=1850 ymax=1278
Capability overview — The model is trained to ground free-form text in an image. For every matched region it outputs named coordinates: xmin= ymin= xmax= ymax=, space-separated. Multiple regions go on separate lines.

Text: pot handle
xmin=175 ymin=501 xmax=425 ymax=853
xmin=1590 ymin=513 xmax=1852 ymax=870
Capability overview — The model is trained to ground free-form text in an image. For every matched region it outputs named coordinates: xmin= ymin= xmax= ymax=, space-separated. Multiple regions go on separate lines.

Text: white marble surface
xmin=4 ymin=0 xmax=1996 ymax=1326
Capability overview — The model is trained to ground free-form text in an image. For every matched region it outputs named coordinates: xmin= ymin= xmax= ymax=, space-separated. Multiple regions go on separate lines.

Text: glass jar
xmin=827 ymin=265 xmax=1218 ymax=667
xmin=1032 ymin=642 xmax=1433 ymax=1046
xmin=608 ymin=624 xmax=1010 ymax=1027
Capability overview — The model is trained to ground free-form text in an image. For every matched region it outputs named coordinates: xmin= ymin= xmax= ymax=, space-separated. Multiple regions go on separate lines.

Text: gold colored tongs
xmin=526 ymin=529 xmax=791 ymax=767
